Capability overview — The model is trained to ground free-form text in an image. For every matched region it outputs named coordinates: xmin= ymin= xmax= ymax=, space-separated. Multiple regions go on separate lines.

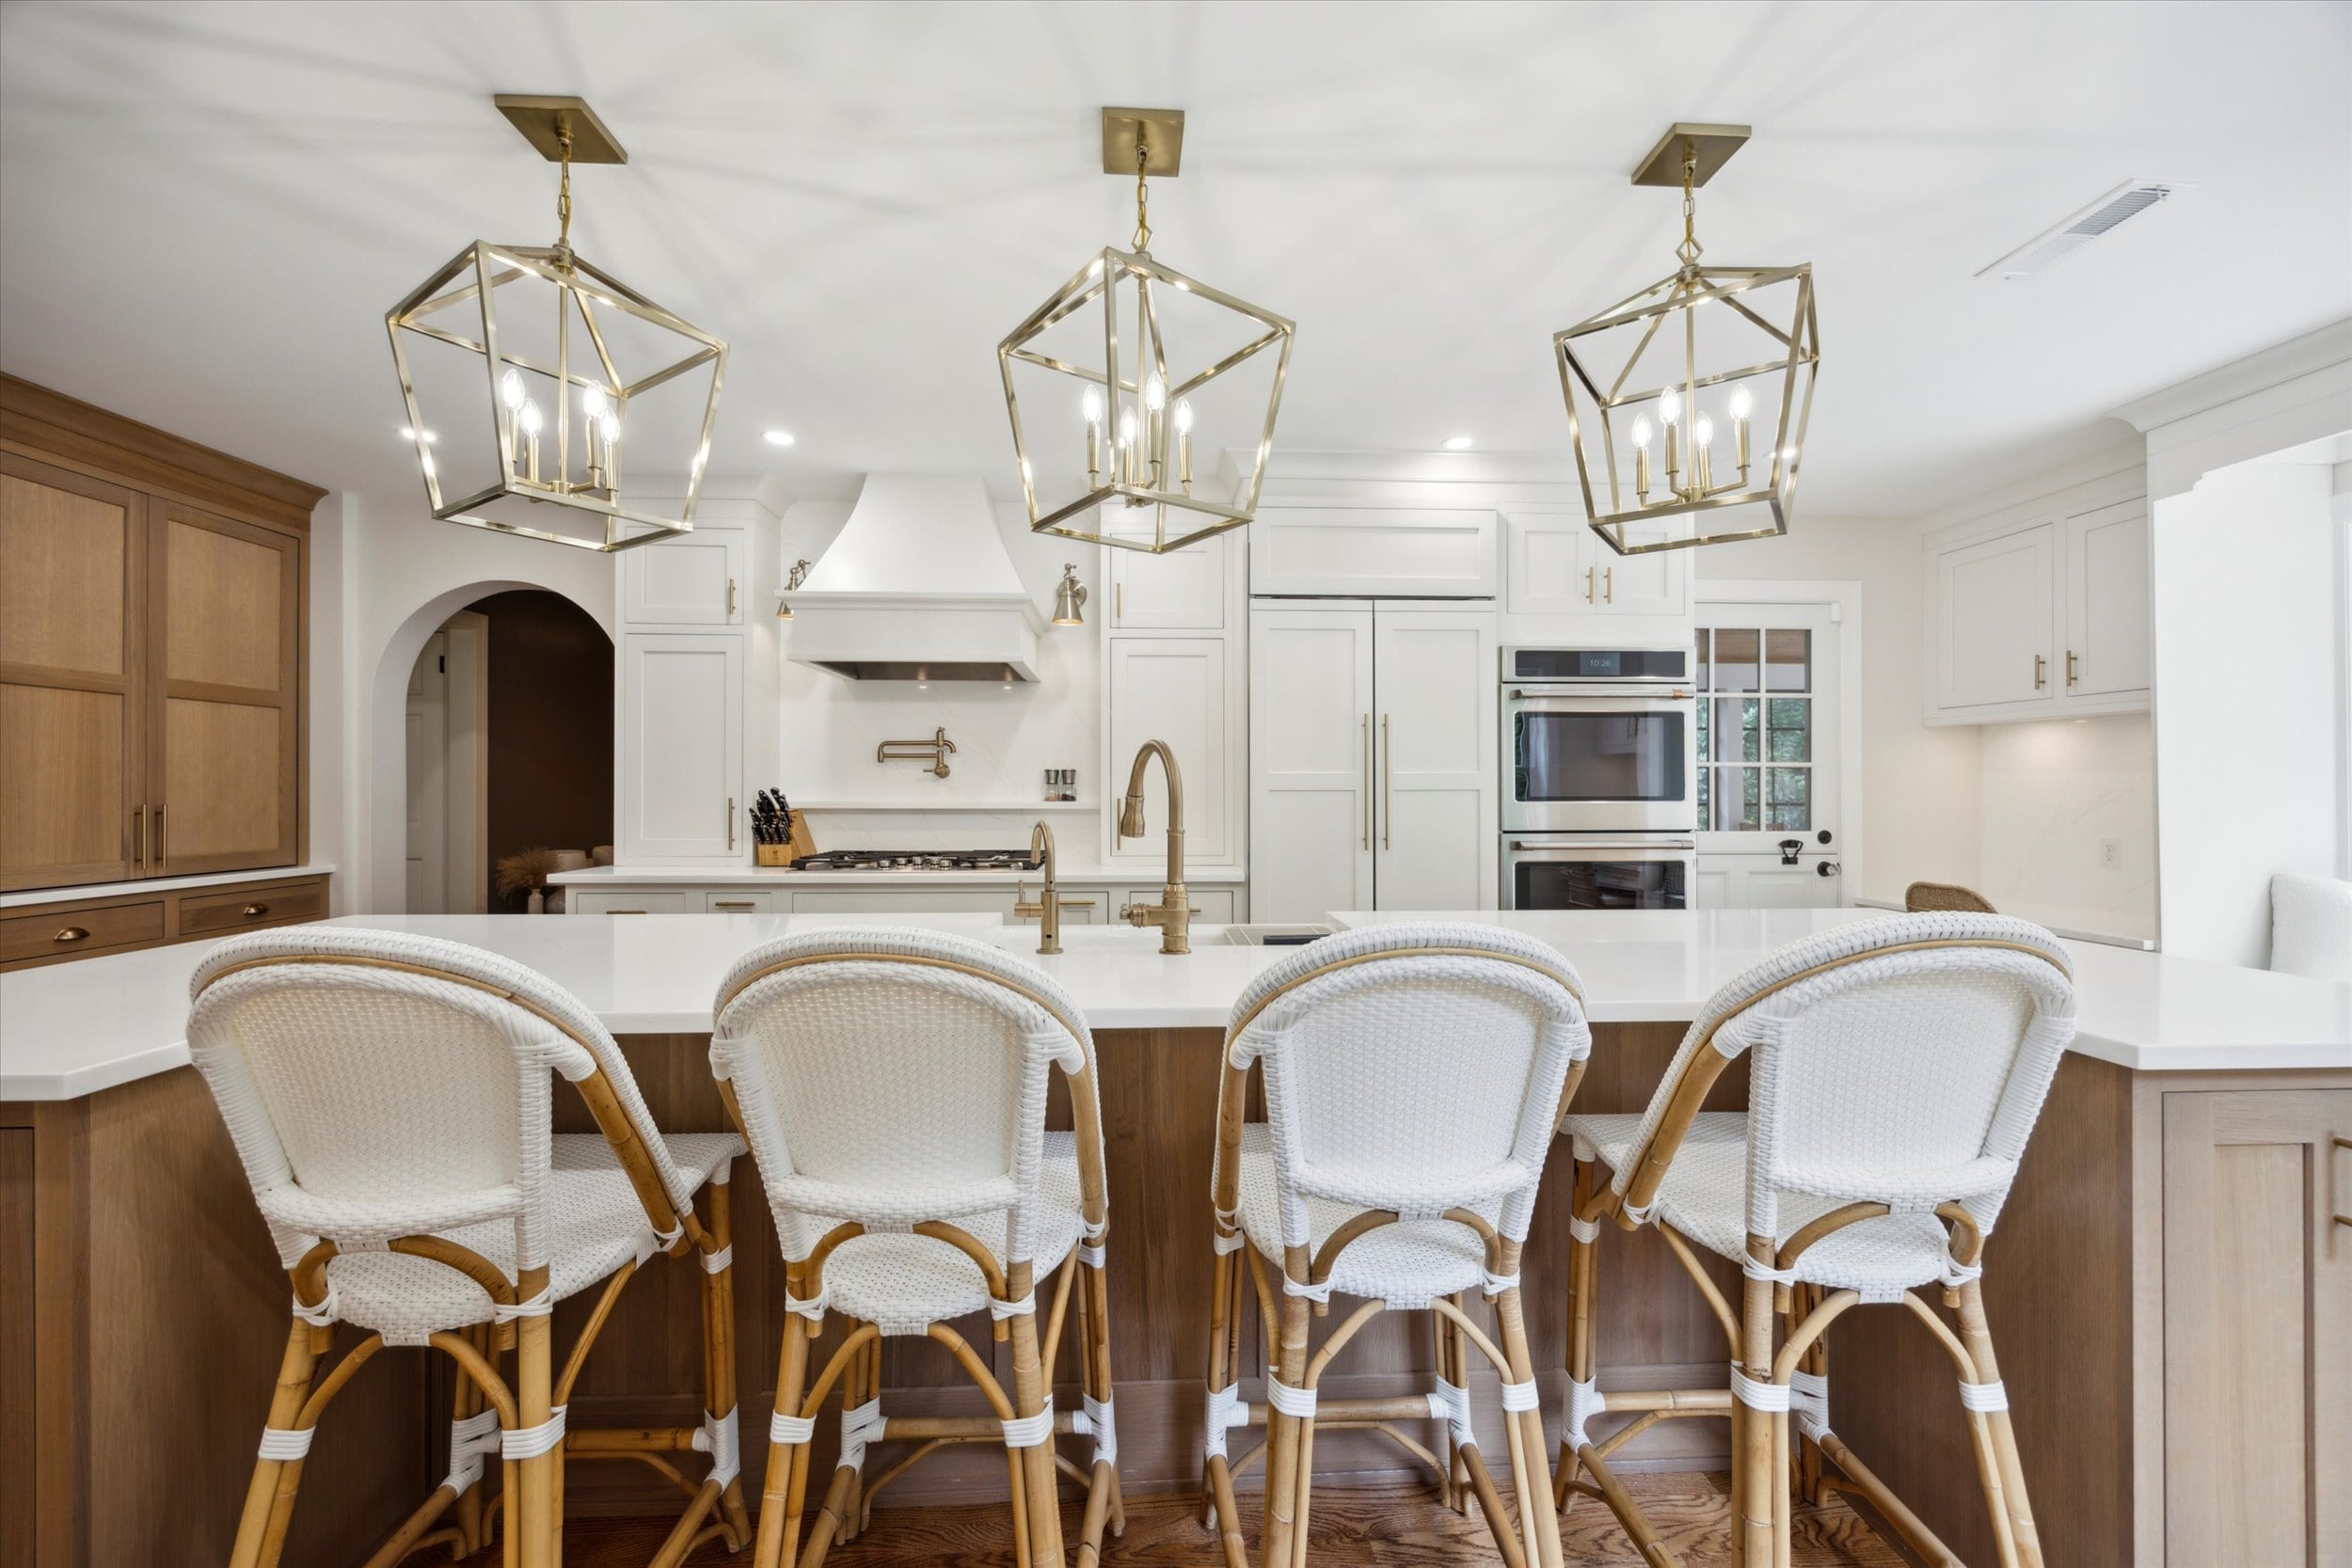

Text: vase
xmin=527 ymin=888 xmax=546 ymax=915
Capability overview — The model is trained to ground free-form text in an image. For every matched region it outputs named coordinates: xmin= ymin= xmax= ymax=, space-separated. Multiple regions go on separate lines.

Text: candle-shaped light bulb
xmin=1727 ymin=384 xmax=1754 ymax=420
xmin=1174 ymin=396 xmax=1195 ymax=489
xmin=581 ymin=384 xmax=607 ymax=420
xmin=1082 ymin=386 xmax=1104 ymax=425
xmin=1143 ymin=373 xmax=1166 ymax=413
xmin=1692 ymin=414 xmax=1715 ymax=447
xmin=1631 ymin=416 xmax=1654 ymax=502
xmin=500 ymin=368 xmax=525 ymax=410
xmin=1632 ymin=416 xmax=1654 ymax=449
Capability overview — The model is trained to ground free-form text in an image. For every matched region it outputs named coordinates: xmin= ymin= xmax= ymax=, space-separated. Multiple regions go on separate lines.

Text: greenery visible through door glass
xmin=1766 ymin=698 xmax=1810 ymax=761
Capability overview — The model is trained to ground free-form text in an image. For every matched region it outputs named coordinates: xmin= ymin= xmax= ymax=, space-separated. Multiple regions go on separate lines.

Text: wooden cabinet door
xmin=147 ymin=501 xmax=299 ymax=876
xmin=1934 ymin=524 xmax=2056 ymax=710
xmin=1248 ymin=605 xmax=1374 ymax=924
xmin=2162 ymin=1088 xmax=2352 ymax=1567
xmin=1373 ymin=604 xmax=1496 ymax=910
xmin=2062 ymin=499 xmax=2151 ymax=699
xmin=616 ymin=634 xmax=743 ymax=862
xmin=0 ymin=455 xmax=146 ymax=890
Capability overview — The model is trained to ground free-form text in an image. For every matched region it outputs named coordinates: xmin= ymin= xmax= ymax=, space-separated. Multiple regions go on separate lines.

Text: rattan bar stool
xmin=187 ymin=927 xmax=751 ymax=1568
xmin=1198 ymin=923 xmax=1592 ymax=1568
xmin=709 ymin=927 xmax=1121 ymax=1568
xmin=1554 ymin=912 xmax=2077 ymax=1568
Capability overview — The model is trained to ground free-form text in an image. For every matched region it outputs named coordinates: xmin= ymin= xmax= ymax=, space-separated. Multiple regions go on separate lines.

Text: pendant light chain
xmin=555 ymin=115 xmax=575 ymax=257
xmin=1132 ymin=138 xmax=1152 ymax=252
xmin=1676 ymin=139 xmax=1702 ymax=270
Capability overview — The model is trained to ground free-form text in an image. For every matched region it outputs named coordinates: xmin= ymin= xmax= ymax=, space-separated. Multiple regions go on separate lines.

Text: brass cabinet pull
xmin=1584 ymin=566 xmax=1595 ymax=604
xmin=54 ymin=926 xmax=88 ymax=943
xmin=710 ymin=899 xmax=756 ymax=911
xmin=1360 ymin=715 xmax=1372 ymax=850
xmin=155 ymin=803 xmax=166 ymax=871
xmin=1381 ymin=713 xmax=1392 ymax=850
xmin=1604 ymin=566 xmax=1614 ymax=604
xmin=1115 ymin=582 xmax=1123 ymax=621
xmin=726 ymin=797 xmax=737 ymax=852
xmin=242 ymin=904 xmax=269 ymax=918
xmin=2066 ymin=649 xmax=2078 ymax=688
xmin=604 ymin=910 xmax=648 ymax=915
xmin=727 ymin=578 xmax=739 ymax=617
xmin=131 ymin=806 xmax=144 ymax=873
xmin=2333 ymin=1137 xmax=2351 ymax=1230
xmin=2032 ymin=654 xmax=2046 ymax=691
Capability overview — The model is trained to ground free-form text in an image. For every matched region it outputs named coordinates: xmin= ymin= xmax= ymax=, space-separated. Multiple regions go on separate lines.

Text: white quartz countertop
xmin=546 ymin=863 xmax=1248 ymax=887
xmin=4 ymin=908 xmax=2346 ymax=1101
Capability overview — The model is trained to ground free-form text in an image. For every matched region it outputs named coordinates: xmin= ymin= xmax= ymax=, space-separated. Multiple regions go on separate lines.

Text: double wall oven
xmin=1501 ymin=645 xmax=1696 ymax=910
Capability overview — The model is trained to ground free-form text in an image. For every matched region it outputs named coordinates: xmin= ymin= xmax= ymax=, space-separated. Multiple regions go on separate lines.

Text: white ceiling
xmin=2 ymin=1 xmax=2346 ymax=516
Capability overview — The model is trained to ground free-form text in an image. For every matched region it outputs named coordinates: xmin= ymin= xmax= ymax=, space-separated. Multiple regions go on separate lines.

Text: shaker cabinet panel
xmin=1249 ymin=606 xmax=1375 ymax=924
xmin=1503 ymin=511 xmax=1688 ymax=620
xmin=622 ymin=526 xmax=745 ymax=627
xmin=2064 ymin=501 xmax=2151 ymax=699
xmin=617 ymin=634 xmax=744 ymax=863
xmin=0 ymin=456 xmax=145 ymax=890
xmin=1591 ymin=520 xmax=1691 ymax=617
xmin=1934 ymin=526 xmax=2055 ymax=710
xmin=1106 ymin=525 xmax=1227 ymax=630
xmin=1373 ymin=606 xmax=1496 ymax=911
xmin=1251 ymin=507 xmax=1498 ymax=598
xmin=1105 ymin=637 xmax=1231 ymax=865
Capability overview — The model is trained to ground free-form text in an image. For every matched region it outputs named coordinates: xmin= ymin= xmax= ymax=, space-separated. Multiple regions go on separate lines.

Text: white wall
xmin=2153 ymin=456 xmax=2343 ymax=965
xmin=772 ymin=495 xmax=1103 ymax=851
xmin=1697 ymin=514 xmax=1982 ymax=907
xmin=1978 ymin=714 xmax=2157 ymax=939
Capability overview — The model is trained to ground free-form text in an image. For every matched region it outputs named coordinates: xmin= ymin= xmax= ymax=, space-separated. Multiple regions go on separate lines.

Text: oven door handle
xmin=1508 ymin=839 xmax=1696 ymax=852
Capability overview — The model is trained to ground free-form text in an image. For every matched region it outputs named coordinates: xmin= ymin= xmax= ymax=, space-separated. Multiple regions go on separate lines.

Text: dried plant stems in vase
xmin=495 ymin=847 xmax=563 ymax=912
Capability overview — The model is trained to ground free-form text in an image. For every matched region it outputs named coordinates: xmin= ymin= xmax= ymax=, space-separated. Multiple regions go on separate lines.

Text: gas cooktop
xmin=790 ymin=848 xmax=1042 ymax=873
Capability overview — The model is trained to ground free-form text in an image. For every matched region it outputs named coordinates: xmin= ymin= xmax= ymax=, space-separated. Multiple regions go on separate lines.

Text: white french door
xmin=1693 ymin=598 xmax=1845 ymax=907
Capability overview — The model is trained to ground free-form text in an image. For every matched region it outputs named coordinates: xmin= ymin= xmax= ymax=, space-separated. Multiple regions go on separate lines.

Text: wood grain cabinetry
xmin=0 ymin=873 xmax=328 ymax=972
xmin=0 ymin=378 xmax=321 ymax=898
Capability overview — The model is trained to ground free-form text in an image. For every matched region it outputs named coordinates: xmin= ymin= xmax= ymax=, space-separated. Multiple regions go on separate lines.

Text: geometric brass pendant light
xmin=998 ymin=108 xmax=1296 ymax=555
xmin=386 ymin=95 xmax=729 ymax=552
xmin=1554 ymin=123 xmax=1820 ymax=556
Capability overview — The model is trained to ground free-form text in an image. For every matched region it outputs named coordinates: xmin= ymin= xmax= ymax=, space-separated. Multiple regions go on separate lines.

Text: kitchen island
xmin=4 ymin=909 xmax=2345 ymax=1567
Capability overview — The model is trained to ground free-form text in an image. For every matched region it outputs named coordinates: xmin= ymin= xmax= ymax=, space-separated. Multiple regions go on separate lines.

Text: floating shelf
xmin=791 ymin=800 xmax=1097 ymax=813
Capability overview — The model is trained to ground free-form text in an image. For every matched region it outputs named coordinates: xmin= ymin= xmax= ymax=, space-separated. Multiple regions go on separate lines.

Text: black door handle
xmin=1777 ymin=838 xmax=1804 ymax=866
xmin=1817 ymin=861 xmax=1841 ymax=878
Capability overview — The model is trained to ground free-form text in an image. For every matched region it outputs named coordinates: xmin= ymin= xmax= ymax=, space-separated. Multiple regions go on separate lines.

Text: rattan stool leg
xmin=701 ymin=1181 xmax=754 ymax=1553
xmin=1005 ymin=1263 xmax=1067 ymax=1567
xmin=1736 ymin=1266 xmax=1779 ymax=1568
xmin=755 ymin=1291 xmax=815 ymax=1568
xmin=1495 ymin=1278 xmax=1565 ymax=1568
xmin=228 ymin=1317 xmax=324 ymax=1568
xmin=1259 ymin=1287 xmax=1312 ymax=1568
xmin=1955 ymin=1279 xmax=2042 ymax=1568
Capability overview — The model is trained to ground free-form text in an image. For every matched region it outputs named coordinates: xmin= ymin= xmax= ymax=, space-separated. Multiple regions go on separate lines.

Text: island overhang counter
xmin=3 ymin=909 xmax=2344 ymax=1567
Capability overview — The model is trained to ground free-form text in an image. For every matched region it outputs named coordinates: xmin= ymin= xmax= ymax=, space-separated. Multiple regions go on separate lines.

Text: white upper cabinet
xmin=621 ymin=525 xmax=746 ymax=627
xmin=1105 ymin=524 xmax=1228 ymax=630
xmin=1922 ymin=470 xmax=2150 ymax=724
xmin=617 ymin=633 xmax=743 ymax=861
xmin=1249 ymin=605 xmax=1375 ymax=923
xmin=2063 ymin=499 xmax=2152 ymax=699
xmin=1502 ymin=511 xmax=1689 ymax=620
xmin=1372 ymin=604 xmax=1497 ymax=910
xmin=1935 ymin=526 xmax=2056 ymax=710
xmin=1250 ymin=506 xmax=1498 ymax=598
xmin=1105 ymin=637 xmax=1232 ymax=865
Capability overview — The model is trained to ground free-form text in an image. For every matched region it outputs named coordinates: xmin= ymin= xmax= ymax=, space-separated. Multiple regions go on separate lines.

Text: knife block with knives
xmin=750 ymin=789 xmax=815 ymax=865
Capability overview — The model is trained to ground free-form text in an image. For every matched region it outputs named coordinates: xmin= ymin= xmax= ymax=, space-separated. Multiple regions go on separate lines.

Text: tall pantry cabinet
xmin=1 ymin=377 xmax=321 ymax=898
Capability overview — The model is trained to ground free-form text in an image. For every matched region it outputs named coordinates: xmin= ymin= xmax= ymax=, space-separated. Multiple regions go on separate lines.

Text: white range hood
xmin=786 ymin=474 xmax=1047 ymax=682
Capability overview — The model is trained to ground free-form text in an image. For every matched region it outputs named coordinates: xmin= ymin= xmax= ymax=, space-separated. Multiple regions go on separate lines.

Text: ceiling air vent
xmin=1977 ymin=181 xmax=2185 ymax=280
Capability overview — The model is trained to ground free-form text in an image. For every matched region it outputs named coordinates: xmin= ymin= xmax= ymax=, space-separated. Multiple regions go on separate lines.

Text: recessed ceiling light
xmin=399 ymin=426 xmax=437 ymax=444
xmin=1443 ymin=435 xmax=1474 ymax=451
xmin=763 ymin=429 xmax=796 ymax=448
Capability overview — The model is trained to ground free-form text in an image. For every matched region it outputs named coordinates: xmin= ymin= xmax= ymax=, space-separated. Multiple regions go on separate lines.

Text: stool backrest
xmin=1615 ymin=913 xmax=2075 ymax=1238
xmin=187 ymin=927 xmax=692 ymax=1275
xmin=710 ymin=927 xmax=1102 ymax=1264
xmin=1216 ymin=923 xmax=1589 ymax=1248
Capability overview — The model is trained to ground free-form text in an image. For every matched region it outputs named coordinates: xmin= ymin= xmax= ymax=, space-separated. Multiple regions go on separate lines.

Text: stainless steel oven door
xmin=1502 ymin=687 xmax=1697 ymax=832
xmin=1502 ymin=836 xmax=1695 ymax=911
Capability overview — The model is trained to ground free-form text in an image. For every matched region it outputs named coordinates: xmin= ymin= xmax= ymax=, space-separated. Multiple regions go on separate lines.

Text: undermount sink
xmin=1216 ymin=924 xmax=1335 ymax=947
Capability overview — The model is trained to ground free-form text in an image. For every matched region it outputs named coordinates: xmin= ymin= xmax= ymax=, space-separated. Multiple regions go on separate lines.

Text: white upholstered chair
xmin=186 ymin=927 xmax=748 ymax=1568
xmin=709 ymin=927 xmax=1120 ymax=1568
xmin=1200 ymin=924 xmax=1591 ymax=1568
xmin=1556 ymin=912 xmax=2076 ymax=1568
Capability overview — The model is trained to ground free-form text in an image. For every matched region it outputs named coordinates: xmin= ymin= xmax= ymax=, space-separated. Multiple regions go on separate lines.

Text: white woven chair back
xmin=186 ymin=927 xmax=690 ymax=1274
xmin=711 ymin=927 xmax=1095 ymax=1262
xmin=1225 ymin=923 xmax=1589 ymax=1245
xmin=1623 ymin=913 xmax=2075 ymax=1236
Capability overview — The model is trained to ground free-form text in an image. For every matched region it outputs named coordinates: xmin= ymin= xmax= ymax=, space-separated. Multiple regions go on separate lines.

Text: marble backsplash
xmin=1978 ymin=712 xmax=2157 ymax=938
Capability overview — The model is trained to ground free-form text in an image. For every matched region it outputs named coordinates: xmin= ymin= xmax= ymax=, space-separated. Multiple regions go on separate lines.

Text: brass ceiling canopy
xmin=1554 ymin=122 xmax=1820 ymax=557
xmin=997 ymin=107 xmax=1295 ymax=555
xmin=385 ymin=95 xmax=729 ymax=552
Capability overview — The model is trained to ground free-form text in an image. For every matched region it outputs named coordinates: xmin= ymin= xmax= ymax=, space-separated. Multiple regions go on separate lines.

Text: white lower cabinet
xmin=1249 ymin=600 xmax=1496 ymax=923
xmin=617 ymin=634 xmax=744 ymax=863
xmin=570 ymin=890 xmax=692 ymax=915
xmin=699 ymin=890 xmax=776 ymax=913
xmin=784 ymin=889 xmax=1015 ymax=915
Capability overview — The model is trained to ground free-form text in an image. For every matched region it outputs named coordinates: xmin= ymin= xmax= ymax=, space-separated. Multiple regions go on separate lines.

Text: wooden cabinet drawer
xmin=178 ymin=879 xmax=326 ymax=937
xmin=1 ymin=899 xmax=165 ymax=962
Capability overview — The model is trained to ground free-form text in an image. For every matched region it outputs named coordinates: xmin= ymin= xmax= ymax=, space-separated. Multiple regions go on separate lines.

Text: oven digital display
xmin=1510 ymin=648 xmax=1688 ymax=681
xmin=1513 ymin=858 xmax=1687 ymax=911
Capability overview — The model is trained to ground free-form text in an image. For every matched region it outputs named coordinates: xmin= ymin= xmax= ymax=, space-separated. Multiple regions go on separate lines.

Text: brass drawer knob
xmin=242 ymin=903 xmax=269 ymax=918
xmin=54 ymin=926 xmax=88 ymax=943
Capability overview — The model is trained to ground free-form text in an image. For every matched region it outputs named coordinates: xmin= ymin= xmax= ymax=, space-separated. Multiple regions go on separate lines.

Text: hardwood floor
xmin=430 ymin=1474 xmax=1902 ymax=1567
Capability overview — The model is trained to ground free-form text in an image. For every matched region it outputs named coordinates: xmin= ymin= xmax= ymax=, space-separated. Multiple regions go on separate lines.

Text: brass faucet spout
xmin=1115 ymin=739 xmax=1197 ymax=954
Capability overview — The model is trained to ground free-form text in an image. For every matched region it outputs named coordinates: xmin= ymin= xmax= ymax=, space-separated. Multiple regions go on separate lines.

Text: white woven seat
xmin=187 ymin=927 xmax=753 ymax=1568
xmin=1565 ymin=1113 xmax=1960 ymax=1298
xmin=1553 ymin=912 xmax=2079 ymax=1568
xmin=711 ymin=925 xmax=1119 ymax=1568
xmin=318 ymin=1132 xmax=742 ymax=1345
xmin=1201 ymin=922 xmax=1591 ymax=1568
xmin=1231 ymin=1124 xmax=1500 ymax=1309
xmin=806 ymin=1132 xmax=1088 ymax=1336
